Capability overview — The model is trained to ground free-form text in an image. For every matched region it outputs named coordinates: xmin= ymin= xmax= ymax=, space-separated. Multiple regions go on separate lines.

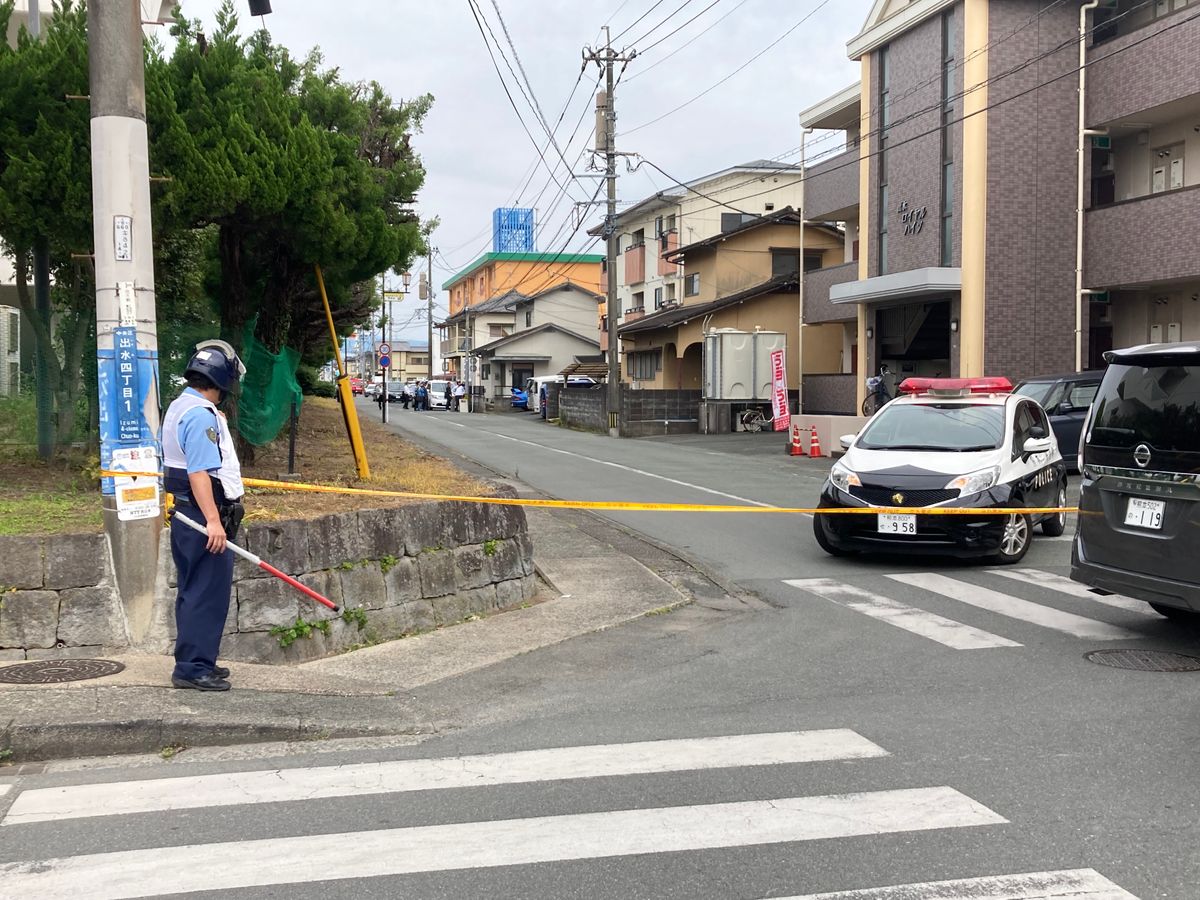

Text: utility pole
xmin=426 ymin=245 xmax=435 ymax=382
xmin=27 ymin=0 xmax=53 ymax=461
xmin=89 ymin=0 xmax=162 ymax=641
xmin=584 ymin=29 xmax=635 ymax=438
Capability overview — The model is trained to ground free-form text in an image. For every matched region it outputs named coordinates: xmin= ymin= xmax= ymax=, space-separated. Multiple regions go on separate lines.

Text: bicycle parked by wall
xmin=861 ymin=365 xmax=895 ymax=416
xmin=739 ymin=407 xmax=775 ymax=433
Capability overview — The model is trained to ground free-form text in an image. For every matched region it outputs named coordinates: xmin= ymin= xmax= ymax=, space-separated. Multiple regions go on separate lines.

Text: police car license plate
xmin=1124 ymin=497 xmax=1165 ymax=530
xmin=878 ymin=514 xmax=917 ymax=534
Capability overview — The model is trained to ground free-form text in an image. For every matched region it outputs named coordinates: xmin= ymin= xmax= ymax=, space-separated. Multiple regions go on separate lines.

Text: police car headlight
xmin=830 ymin=462 xmax=862 ymax=492
xmin=945 ymin=466 xmax=1000 ymax=496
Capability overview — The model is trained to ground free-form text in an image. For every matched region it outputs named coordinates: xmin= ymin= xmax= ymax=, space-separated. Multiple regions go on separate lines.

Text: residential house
xmin=439 ymin=251 xmax=603 ymax=377
xmin=596 ymin=160 xmax=805 ymax=352
xmin=474 ymin=282 xmax=603 ymax=402
xmin=800 ymin=0 xmax=1200 ymax=414
xmin=617 ymin=209 xmax=845 ymax=393
xmin=356 ymin=340 xmax=430 ymax=384
xmin=438 ymin=290 xmax=523 ymax=381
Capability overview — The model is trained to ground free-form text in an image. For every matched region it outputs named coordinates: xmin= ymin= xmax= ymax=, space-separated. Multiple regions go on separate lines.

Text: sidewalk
xmin=0 ymin=504 xmax=695 ymax=763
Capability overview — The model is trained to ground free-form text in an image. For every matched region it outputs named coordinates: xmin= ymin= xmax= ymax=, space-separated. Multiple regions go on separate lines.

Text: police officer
xmin=161 ymin=340 xmax=247 ymax=691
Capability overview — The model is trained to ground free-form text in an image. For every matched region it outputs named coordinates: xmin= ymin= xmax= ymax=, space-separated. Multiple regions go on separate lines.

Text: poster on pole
xmin=110 ymin=446 xmax=161 ymax=521
xmin=770 ymin=348 xmax=790 ymax=431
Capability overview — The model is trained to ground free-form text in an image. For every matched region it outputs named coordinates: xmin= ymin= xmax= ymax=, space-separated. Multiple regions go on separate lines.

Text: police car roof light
xmin=897 ymin=376 xmax=1013 ymax=397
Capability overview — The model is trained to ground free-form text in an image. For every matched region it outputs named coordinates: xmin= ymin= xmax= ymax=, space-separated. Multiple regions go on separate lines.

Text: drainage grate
xmin=0 ymin=659 xmax=125 ymax=684
xmin=1085 ymin=649 xmax=1200 ymax=672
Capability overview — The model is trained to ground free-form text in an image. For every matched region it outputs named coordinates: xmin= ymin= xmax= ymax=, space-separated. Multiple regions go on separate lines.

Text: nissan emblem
xmin=1133 ymin=444 xmax=1152 ymax=468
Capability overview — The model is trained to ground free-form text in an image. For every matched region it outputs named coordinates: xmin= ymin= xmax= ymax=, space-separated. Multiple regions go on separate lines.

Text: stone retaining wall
xmin=0 ymin=486 xmax=536 ymax=664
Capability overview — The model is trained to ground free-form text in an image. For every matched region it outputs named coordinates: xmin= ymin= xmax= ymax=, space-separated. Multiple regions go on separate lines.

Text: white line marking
xmin=992 ymin=569 xmax=1158 ymax=618
xmin=887 ymin=574 xmax=1141 ymax=640
xmin=770 ymin=868 xmax=1139 ymax=899
xmin=0 ymin=784 xmax=10 ymax=797
xmin=0 ymin=787 xmax=1005 ymax=899
xmin=476 ymin=426 xmax=781 ymax=509
xmin=785 ymin=578 xmax=1021 ymax=649
xmin=3 ymin=731 xmax=887 ymax=825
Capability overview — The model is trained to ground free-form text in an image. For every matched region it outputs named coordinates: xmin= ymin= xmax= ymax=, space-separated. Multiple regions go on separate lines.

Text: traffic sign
xmin=377 ymin=342 xmax=391 ymax=355
xmin=378 ymin=355 xmax=391 ymax=369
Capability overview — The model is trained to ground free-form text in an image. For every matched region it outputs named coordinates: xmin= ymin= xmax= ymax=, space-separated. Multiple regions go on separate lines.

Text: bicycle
xmin=861 ymin=366 xmax=894 ymax=416
xmin=739 ymin=407 xmax=774 ymax=433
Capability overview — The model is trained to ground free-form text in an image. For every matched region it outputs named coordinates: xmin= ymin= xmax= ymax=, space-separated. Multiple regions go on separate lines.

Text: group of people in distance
xmin=377 ymin=379 xmax=468 ymax=411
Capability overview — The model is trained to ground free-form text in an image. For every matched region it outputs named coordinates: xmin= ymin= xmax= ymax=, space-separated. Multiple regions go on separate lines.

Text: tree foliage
xmin=0 ymin=0 xmax=433 ymax=452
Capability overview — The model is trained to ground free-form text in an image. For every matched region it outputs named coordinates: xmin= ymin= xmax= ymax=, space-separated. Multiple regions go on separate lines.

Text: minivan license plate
xmin=1124 ymin=497 xmax=1165 ymax=530
xmin=878 ymin=514 xmax=916 ymax=534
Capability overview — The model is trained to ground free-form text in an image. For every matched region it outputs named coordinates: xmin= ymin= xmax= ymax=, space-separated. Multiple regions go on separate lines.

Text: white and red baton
xmin=171 ymin=509 xmax=340 ymax=612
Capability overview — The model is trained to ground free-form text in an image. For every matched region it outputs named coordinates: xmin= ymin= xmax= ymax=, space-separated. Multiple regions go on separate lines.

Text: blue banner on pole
xmin=98 ymin=325 xmax=160 ymax=496
xmin=113 ymin=326 xmax=141 ymax=442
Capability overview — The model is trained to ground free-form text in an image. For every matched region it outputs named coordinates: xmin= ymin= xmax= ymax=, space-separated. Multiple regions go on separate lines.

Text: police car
xmin=813 ymin=376 xmax=1068 ymax=564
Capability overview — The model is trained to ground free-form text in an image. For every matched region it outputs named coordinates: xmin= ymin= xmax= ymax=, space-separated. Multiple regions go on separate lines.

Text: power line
xmin=629 ymin=0 xmax=724 ymax=57
xmin=623 ymin=0 xmax=836 ymax=135
xmin=611 ymin=0 xmax=669 ymax=44
xmin=625 ymin=0 xmax=752 ymax=81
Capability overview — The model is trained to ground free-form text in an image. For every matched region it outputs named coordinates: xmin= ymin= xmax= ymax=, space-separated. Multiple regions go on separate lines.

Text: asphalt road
xmin=2 ymin=402 xmax=1198 ymax=899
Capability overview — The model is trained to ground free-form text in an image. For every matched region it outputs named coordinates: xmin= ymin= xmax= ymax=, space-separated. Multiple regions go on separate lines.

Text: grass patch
xmin=0 ymin=397 xmax=491 ymax=536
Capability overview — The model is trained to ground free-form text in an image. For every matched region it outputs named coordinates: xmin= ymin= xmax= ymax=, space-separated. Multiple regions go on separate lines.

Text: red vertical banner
xmin=770 ymin=348 xmax=790 ymax=431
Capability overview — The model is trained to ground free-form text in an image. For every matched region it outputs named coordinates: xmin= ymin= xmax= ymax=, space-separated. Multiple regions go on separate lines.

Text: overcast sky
xmin=177 ymin=0 xmax=872 ymax=344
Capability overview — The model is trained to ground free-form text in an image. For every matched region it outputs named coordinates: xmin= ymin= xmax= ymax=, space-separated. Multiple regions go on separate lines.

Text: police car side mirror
xmin=839 ymin=434 xmax=856 ymax=450
xmin=1023 ymin=436 xmax=1052 ymax=456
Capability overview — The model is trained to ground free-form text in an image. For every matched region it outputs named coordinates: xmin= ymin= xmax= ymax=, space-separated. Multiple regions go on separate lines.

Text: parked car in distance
xmin=363 ymin=382 xmax=381 ymax=399
xmin=349 ymin=377 xmax=365 ymax=395
xmin=524 ymin=375 xmax=599 ymax=413
xmin=428 ymin=379 xmax=451 ymax=410
xmin=1072 ymin=342 xmax=1200 ymax=621
xmin=1013 ymin=370 xmax=1103 ymax=471
xmin=511 ymin=387 xmax=528 ymax=409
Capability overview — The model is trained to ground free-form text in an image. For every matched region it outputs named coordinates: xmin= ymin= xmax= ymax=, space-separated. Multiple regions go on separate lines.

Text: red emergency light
xmin=898 ymin=376 xmax=1013 ymax=397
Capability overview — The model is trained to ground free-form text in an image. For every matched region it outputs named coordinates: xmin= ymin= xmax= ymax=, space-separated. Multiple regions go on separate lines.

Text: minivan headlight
xmin=830 ymin=462 xmax=862 ymax=492
xmin=945 ymin=466 xmax=1000 ymax=495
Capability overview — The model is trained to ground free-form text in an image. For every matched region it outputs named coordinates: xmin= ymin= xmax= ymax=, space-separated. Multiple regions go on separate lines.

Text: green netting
xmin=237 ymin=322 xmax=303 ymax=446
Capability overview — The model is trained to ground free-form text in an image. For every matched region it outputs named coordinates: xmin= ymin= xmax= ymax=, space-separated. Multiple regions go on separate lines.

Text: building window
xmin=481 ymin=364 xmax=491 ymax=380
xmin=772 ymin=249 xmax=801 ymax=278
xmin=629 ymin=348 xmax=662 ymax=380
xmin=489 ymin=324 xmax=510 ymax=338
xmin=684 ymin=273 xmax=701 ymax=296
xmin=631 ymin=290 xmax=645 ymax=311
xmin=525 ymin=310 xmax=533 ymax=327
xmin=666 ymin=282 xmax=677 ymax=304
xmin=654 ymin=287 xmax=664 ymax=309
xmin=720 ymin=212 xmax=756 ymax=233
xmin=939 ymin=11 xmax=955 ymax=267
xmin=630 ymin=228 xmax=645 ymax=248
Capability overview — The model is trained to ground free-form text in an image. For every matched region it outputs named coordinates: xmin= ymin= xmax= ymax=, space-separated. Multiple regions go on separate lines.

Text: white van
xmin=428 ymin=379 xmax=452 ymax=410
xmin=525 ymin=375 xmax=598 ymax=413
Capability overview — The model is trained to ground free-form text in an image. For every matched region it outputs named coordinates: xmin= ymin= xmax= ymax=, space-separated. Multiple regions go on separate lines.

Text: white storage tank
xmin=703 ymin=329 xmax=786 ymax=401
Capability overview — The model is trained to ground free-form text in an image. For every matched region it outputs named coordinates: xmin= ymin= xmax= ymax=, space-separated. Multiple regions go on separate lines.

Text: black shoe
xmin=212 ymin=665 xmax=230 ymax=679
xmin=172 ymin=673 xmax=231 ymax=692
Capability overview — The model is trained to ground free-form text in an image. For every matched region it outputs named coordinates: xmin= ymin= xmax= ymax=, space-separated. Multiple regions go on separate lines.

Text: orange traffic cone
xmin=809 ymin=427 xmax=823 ymax=458
xmin=789 ymin=424 xmax=806 ymax=456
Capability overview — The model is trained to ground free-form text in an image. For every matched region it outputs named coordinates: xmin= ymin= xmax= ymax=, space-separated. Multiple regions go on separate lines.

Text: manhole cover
xmin=0 ymin=659 xmax=125 ymax=684
xmin=1085 ymin=649 xmax=1200 ymax=672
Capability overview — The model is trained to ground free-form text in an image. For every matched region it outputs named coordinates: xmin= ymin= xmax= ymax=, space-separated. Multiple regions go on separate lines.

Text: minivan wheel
xmin=1041 ymin=484 xmax=1068 ymax=537
xmin=1148 ymin=602 xmax=1200 ymax=622
xmin=993 ymin=513 xmax=1032 ymax=564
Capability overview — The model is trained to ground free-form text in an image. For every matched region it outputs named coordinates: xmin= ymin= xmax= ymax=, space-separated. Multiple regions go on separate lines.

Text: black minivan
xmin=1013 ymin=370 xmax=1103 ymax=471
xmin=1072 ymin=342 xmax=1200 ymax=619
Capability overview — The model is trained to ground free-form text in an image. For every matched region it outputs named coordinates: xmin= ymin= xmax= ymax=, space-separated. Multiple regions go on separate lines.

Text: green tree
xmin=0 ymin=1 xmax=95 ymax=447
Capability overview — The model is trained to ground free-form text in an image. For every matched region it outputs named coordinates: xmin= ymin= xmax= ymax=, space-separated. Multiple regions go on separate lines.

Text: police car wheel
xmin=1041 ymin=484 xmax=1067 ymax=537
xmin=993 ymin=513 xmax=1032 ymax=564
xmin=812 ymin=514 xmax=852 ymax=557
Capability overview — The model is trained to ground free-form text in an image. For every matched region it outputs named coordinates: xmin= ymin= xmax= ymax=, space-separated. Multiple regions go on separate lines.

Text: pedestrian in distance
xmin=453 ymin=380 xmax=466 ymax=411
xmin=415 ymin=381 xmax=428 ymax=411
xmin=401 ymin=382 xmax=411 ymax=409
xmin=161 ymin=340 xmax=248 ymax=692
xmin=444 ymin=381 xmax=452 ymax=411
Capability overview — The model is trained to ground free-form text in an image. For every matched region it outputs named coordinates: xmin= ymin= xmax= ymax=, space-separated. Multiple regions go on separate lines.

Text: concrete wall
xmin=1086 ymin=186 xmax=1200 ymax=289
xmin=558 ymin=386 xmax=701 ymax=437
xmin=805 ymin=148 xmax=860 ymax=220
xmin=803 ymin=373 xmax=858 ymax=416
xmin=559 ymin=385 xmax=607 ymax=432
xmin=0 ymin=491 xmax=536 ymax=664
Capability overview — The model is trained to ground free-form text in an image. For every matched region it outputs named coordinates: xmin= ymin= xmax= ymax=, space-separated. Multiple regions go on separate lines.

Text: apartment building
xmin=438 ymin=252 xmax=603 ymax=377
xmin=597 ymin=161 xmax=804 ymax=354
xmin=798 ymin=0 xmax=1200 ymax=414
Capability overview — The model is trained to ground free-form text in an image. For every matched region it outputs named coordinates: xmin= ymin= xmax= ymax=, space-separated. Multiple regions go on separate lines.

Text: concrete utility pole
xmin=426 ymin=245 xmax=434 ymax=380
xmin=584 ymin=30 xmax=635 ymax=438
xmin=89 ymin=0 xmax=162 ymax=641
xmin=27 ymin=0 xmax=53 ymax=461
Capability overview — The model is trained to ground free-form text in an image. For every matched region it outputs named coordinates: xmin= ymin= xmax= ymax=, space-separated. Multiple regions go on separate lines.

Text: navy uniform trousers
xmin=171 ymin=503 xmax=234 ymax=680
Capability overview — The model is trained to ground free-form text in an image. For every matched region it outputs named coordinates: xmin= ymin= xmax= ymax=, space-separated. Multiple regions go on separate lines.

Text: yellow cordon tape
xmin=101 ymin=471 xmax=1079 ymax=517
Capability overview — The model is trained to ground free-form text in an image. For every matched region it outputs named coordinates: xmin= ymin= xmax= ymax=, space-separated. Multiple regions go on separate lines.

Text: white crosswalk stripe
xmin=887 ymin=574 xmax=1141 ymax=640
xmin=3 ymin=730 xmax=889 ymax=825
xmin=785 ymin=578 xmax=1021 ymax=649
xmin=992 ymin=569 xmax=1158 ymax=618
xmin=767 ymin=868 xmax=1138 ymax=899
xmin=0 ymin=786 xmax=1007 ymax=899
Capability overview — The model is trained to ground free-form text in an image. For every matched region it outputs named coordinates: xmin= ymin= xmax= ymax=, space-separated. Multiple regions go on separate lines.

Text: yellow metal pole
xmin=315 ymin=264 xmax=371 ymax=480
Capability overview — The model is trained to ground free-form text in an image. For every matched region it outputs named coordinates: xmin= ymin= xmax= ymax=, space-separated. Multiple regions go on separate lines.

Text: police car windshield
xmin=858 ymin=403 xmax=1006 ymax=452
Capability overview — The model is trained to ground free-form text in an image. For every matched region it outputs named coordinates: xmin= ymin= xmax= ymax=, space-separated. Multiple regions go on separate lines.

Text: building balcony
xmin=1087 ymin=8 xmax=1200 ymax=127
xmin=624 ymin=306 xmax=645 ymax=323
xmin=1086 ymin=184 xmax=1200 ymax=288
xmin=623 ymin=243 xmax=646 ymax=285
xmin=804 ymin=147 xmax=859 ymax=221
xmin=803 ymin=262 xmax=859 ymax=324
xmin=657 ymin=232 xmax=680 ymax=276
